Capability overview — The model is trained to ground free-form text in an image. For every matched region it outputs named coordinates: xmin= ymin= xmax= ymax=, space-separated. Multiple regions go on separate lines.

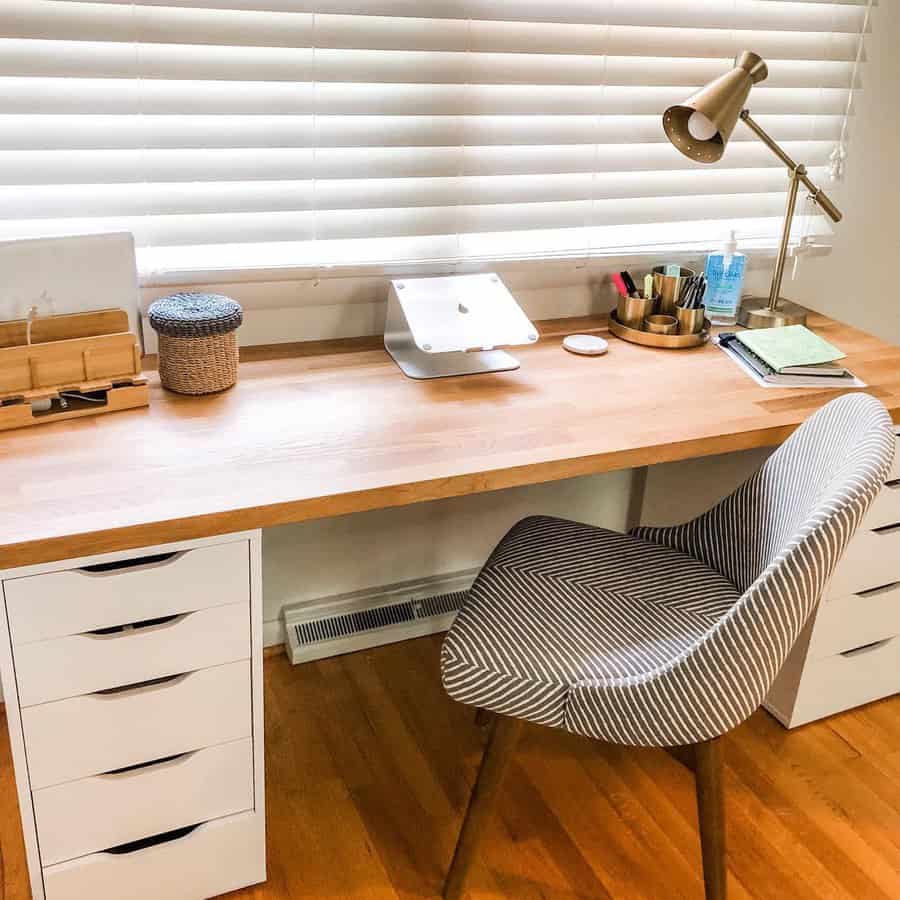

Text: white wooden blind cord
xmin=0 ymin=1 xmax=874 ymax=282
xmin=828 ymin=0 xmax=874 ymax=182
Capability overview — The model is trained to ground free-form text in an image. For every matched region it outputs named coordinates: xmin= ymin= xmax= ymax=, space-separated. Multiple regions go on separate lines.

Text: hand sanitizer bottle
xmin=704 ymin=231 xmax=746 ymax=325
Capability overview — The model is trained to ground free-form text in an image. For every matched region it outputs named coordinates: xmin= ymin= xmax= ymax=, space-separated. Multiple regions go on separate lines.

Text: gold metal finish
xmin=652 ymin=266 xmax=695 ymax=315
xmin=675 ymin=304 xmax=707 ymax=336
xmin=738 ymin=296 xmax=809 ymax=328
xmin=663 ymin=51 xmax=767 ymax=163
xmin=661 ymin=52 xmax=844 ymax=329
xmin=738 ymin=113 xmax=842 ymax=225
xmin=617 ymin=294 xmax=657 ymax=330
xmin=735 ymin=111 xmax=841 ymax=328
xmin=608 ymin=311 xmax=710 ymax=349
xmin=645 ymin=314 xmax=678 ymax=335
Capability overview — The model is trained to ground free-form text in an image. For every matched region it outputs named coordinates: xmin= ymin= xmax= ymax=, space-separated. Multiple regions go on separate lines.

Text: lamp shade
xmin=663 ymin=51 xmax=769 ymax=163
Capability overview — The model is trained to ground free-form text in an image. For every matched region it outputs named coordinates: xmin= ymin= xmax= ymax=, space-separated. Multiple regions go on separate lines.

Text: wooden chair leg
xmin=444 ymin=715 xmax=523 ymax=900
xmin=693 ymin=738 xmax=727 ymax=900
xmin=474 ymin=707 xmax=492 ymax=728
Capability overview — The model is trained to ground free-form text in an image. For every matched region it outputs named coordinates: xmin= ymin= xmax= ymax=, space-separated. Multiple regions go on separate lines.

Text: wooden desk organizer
xmin=0 ymin=309 xmax=148 ymax=431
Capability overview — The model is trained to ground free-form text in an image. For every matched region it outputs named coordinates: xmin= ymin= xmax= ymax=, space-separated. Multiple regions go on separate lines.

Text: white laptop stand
xmin=384 ymin=273 xmax=538 ymax=380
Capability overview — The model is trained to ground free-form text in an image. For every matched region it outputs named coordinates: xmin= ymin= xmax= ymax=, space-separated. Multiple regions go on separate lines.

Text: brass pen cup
xmin=675 ymin=304 xmax=706 ymax=336
xmin=644 ymin=314 xmax=678 ymax=335
xmin=652 ymin=266 xmax=695 ymax=315
xmin=617 ymin=294 xmax=658 ymax=330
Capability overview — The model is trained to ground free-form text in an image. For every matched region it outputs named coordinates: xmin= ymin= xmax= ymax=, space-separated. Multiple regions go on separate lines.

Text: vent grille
xmin=418 ymin=590 xmax=468 ymax=618
xmin=293 ymin=590 xmax=466 ymax=648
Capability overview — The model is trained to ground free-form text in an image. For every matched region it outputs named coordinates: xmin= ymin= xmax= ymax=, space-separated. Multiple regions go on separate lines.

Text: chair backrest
xmin=632 ymin=393 xmax=895 ymax=740
xmin=640 ymin=393 xmax=895 ymax=592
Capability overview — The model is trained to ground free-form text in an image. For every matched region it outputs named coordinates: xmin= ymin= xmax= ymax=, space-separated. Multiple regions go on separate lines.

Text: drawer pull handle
xmin=103 ymin=823 xmax=201 ymax=856
xmin=857 ymin=581 xmax=900 ymax=598
xmin=93 ymin=671 xmax=189 ymax=698
xmin=101 ymin=751 xmax=195 ymax=778
xmin=78 ymin=551 xmax=183 ymax=576
xmin=840 ymin=637 xmax=894 ymax=658
xmin=872 ymin=523 xmax=900 ymax=536
xmin=85 ymin=613 xmax=188 ymax=639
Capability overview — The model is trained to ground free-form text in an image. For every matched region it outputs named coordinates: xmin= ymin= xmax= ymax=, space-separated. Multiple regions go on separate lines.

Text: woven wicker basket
xmin=148 ymin=292 xmax=243 ymax=395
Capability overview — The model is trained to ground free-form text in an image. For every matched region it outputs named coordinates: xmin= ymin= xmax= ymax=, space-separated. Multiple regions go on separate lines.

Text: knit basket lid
xmin=148 ymin=292 xmax=243 ymax=338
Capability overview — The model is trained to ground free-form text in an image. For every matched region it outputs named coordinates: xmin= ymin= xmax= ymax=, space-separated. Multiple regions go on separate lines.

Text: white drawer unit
xmin=0 ymin=532 xmax=266 ymax=900
xmin=15 ymin=600 xmax=250 ymax=707
xmin=807 ymin=581 xmax=900 ymax=660
xmin=824 ymin=524 xmax=900 ymax=599
xmin=766 ymin=431 xmax=900 ymax=728
xmin=42 ymin=811 xmax=265 ymax=900
xmin=33 ymin=738 xmax=254 ymax=866
xmin=5 ymin=540 xmax=250 ymax=645
xmin=23 ymin=660 xmax=252 ymax=790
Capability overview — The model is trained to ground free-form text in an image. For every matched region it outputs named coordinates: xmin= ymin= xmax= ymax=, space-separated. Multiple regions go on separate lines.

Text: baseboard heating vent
xmin=283 ymin=571 xmax=475 ymax=665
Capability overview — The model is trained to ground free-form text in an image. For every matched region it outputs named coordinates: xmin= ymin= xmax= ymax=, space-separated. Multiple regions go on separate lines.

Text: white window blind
xmin=0 ymin=1 xmax=871 ymax=280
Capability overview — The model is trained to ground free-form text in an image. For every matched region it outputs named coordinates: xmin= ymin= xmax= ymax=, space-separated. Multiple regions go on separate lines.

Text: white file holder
xmin=384 ymin=273 xmax=538 ymax=379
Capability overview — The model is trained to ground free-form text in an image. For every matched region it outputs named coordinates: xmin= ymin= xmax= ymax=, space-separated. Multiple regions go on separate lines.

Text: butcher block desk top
xmin=1 ymin=313 xmax=898 ymax=569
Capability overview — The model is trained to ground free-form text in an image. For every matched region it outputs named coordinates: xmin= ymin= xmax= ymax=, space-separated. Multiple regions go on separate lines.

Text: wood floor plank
xmin=0 ymin=636 xmax=898 ymax=900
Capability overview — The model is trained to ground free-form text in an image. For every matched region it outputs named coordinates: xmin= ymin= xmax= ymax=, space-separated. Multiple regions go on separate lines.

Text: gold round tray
xmin=608 ymin=310 xmax=710 ymax=349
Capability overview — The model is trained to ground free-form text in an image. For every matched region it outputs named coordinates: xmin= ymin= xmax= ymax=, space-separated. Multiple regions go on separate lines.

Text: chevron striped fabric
xmin=442 ymin=394 xmax=895 ymax=747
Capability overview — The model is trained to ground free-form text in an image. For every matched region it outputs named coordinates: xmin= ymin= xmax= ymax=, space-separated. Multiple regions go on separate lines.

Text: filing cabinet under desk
xmin=765 ymin=427 xmax=900 ymax=728
xmin=0 ymin=532 xmax=266 ymax=900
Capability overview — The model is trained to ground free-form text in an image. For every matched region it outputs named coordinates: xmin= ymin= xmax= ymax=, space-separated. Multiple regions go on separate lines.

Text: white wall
xmin=264 ymin=471 xmax=631 ymax=625
xmin=793 ymin=4 xmax=900 ymax=344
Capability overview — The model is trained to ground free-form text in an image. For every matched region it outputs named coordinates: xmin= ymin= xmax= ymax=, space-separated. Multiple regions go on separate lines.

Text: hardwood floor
xmin=2 ymin=636 xmax=898 ymax=899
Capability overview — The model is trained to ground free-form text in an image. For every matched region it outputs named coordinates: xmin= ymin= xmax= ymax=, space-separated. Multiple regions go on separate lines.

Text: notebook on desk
xmin=716 ymin=332 xmax=865 ymax=389
xmin=735 ymin=325 xmax=846 ymax=374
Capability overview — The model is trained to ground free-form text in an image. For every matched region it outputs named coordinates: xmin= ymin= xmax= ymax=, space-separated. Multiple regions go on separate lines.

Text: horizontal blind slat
xmin=0 ymin=114 xmax=846 ymax=150
xmin=0 ymin=78 xmax=848 ymax=115
xmin=0 ymin=168 xmax=832 ymax=219
xmin=0 ymin=143 xmax=835 ymax=183
xmin=44 ymin=1 xmax=870 ymax=33
xmin=133 ymin=211 xmax=831 ymax=275
xmin=0 ymin=192 xmax=800 ymax=246
xmin=0 ymin=42 xmax=857 ymax=89
xmin=2 ymin=10 xmax=865 ymax=60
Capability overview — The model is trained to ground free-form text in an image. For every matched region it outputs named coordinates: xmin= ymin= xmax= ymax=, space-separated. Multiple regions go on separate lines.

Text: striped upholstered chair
xmin=440 ymin=393 xmax=895 ymax=899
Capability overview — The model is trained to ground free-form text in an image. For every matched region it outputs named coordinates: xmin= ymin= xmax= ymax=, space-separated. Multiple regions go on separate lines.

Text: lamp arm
xmin=740 ymin=110 xmax=842 ymax=223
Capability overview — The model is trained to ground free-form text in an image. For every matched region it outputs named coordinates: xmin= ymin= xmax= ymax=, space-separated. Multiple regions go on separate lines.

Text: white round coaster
xmin=563 ymin=334 xmax=608 ymax=356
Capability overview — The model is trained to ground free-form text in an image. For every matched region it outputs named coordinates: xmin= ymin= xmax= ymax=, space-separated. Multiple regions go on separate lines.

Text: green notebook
xmin=736 ymin=325 xmax=846 ymax=373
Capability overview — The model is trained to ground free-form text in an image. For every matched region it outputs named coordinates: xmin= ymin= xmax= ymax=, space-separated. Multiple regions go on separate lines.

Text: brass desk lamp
xmin=663 ymin=51 xmax=843 ymax=328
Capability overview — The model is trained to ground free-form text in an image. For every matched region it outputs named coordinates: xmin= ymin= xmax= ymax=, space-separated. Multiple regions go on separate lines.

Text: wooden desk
xmin=1 ymin=312 xmax=898 ymax=569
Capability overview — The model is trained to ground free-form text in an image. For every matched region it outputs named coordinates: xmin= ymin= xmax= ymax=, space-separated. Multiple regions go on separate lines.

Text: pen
xmin=680 ymin=276 xmax=695 ymax=309
xmin=611 ymin=272 xmax=630 ymax=299
xmin=696 ymin=275 xmax=707 ymax=309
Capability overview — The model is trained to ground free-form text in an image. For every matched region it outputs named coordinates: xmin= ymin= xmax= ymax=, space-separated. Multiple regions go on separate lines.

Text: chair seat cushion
xmin=441 ymin=516 xmax=741 ymax=738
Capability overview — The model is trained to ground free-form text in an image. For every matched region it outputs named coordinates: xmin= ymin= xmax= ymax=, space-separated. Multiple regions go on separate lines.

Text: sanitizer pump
xmin=704 ymin=231 xmax=746 ymax=326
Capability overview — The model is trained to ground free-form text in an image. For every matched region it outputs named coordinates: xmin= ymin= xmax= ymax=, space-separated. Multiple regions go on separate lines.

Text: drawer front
xmin=809 ymin=581 xmax=900 ymax=659
xmin=43 ymin=810 xmax=265 ymax=900
xmin=865 ymin=481 xmax=900 ymax=530
xmin=825 ymin=525 xmax=900 ymax=600
xmin=23 ymin=660 xmax=251 ymax=790
xmin=34 ymin=738 xmax=253 ymax=867
xmin=5 ymin=541 xmax=249 ymax=645
xmin=792 ymin=636 xmax=900 ymax=727
xmin=15 ymin=601 xmax=249 ymax=707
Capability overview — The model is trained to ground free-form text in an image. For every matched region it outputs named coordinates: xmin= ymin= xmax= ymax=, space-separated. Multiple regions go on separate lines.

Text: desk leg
xmin=625 ymin=465 xmax=648 ymax=532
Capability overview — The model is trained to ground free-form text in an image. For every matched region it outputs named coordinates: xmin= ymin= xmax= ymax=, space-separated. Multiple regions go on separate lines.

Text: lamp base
xmin=738 ymin=296 xmax=809 ymax=329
